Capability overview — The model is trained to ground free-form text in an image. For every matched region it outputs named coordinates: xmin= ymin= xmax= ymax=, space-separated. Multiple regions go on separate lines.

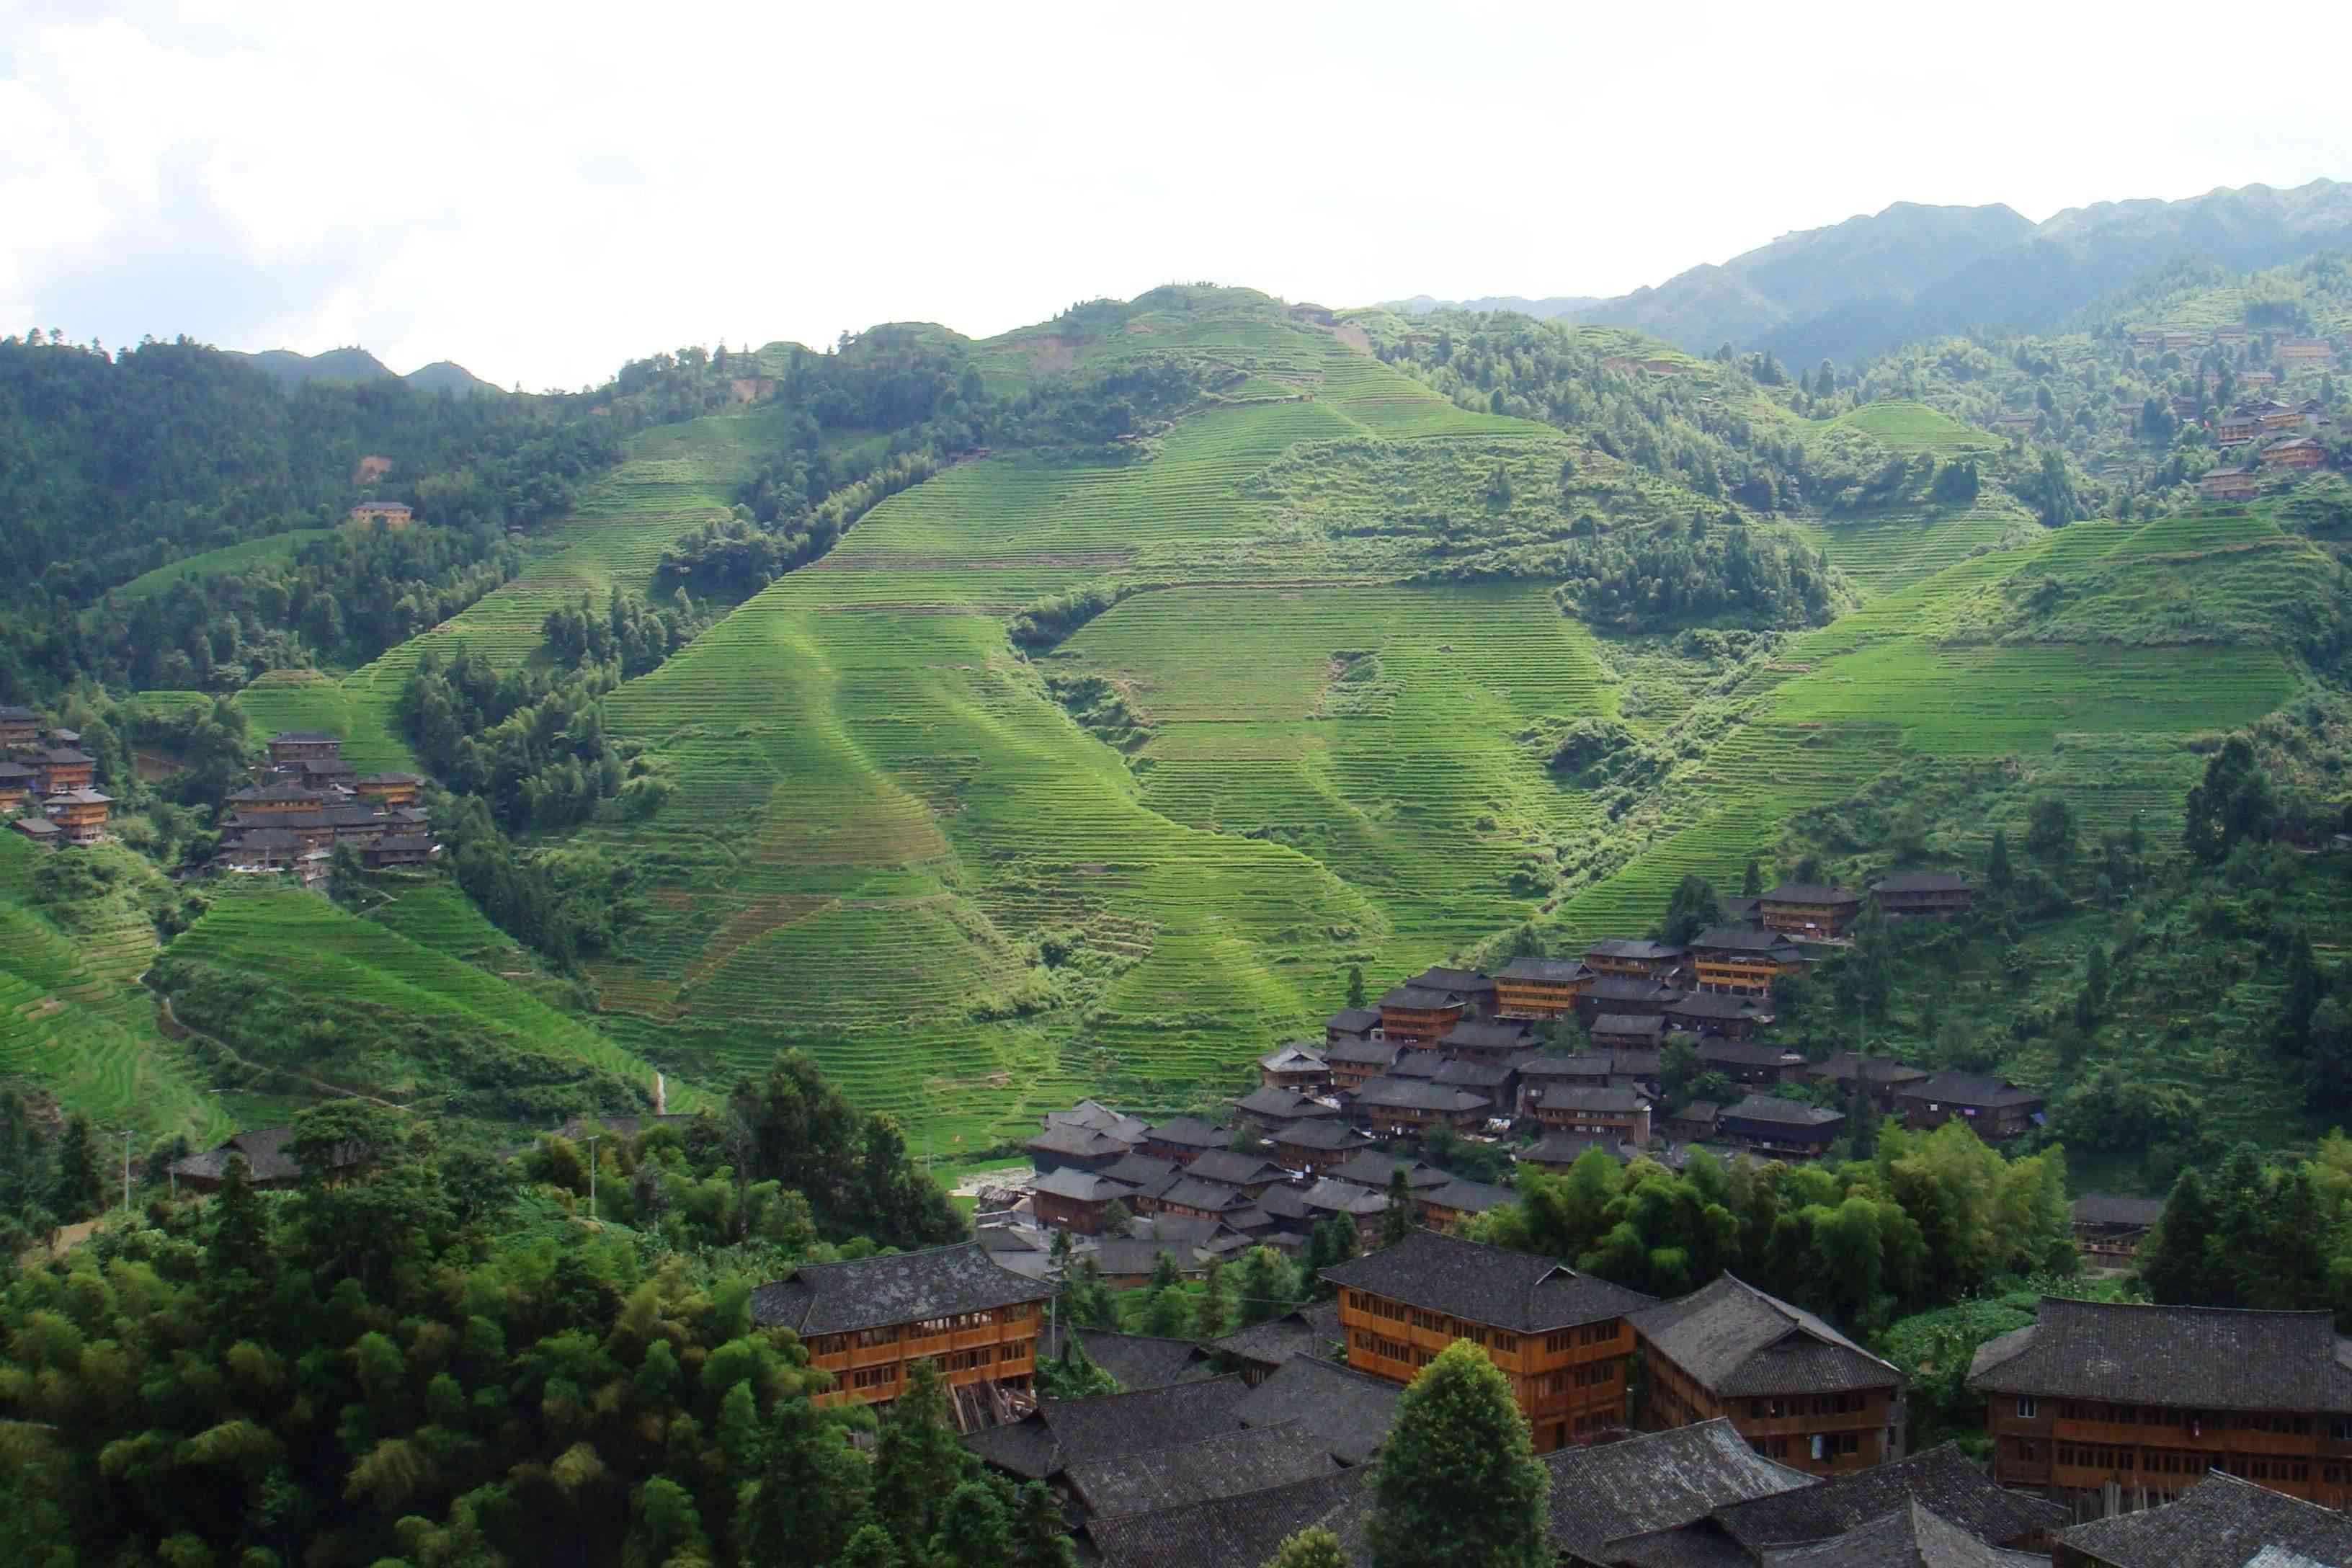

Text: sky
xmin=4 ymin=0 xmax=2349 ymax=392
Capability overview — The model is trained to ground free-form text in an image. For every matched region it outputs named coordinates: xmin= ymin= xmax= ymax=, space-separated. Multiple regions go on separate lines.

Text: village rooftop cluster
xmin=209 ymin=731 xmax=435 ymax=885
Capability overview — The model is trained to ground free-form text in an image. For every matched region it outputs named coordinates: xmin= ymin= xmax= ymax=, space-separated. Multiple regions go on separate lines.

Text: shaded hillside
xmin=404 ymin=359 xmax=506 ymax=396
xmin=231 ymin=344 xmax=504 ymax=394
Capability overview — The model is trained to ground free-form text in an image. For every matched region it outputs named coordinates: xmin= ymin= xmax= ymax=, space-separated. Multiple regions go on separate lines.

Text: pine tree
xmin=1347 ymin=966 xmax=1366 ymax=1010
xmin=1235 ymin=1244 xmax=1297 ymax=1327
xmin=1742 ymin=858 xmax=1762 ymax=898
xmin=1149 ymin=1249 xmax=1181 ymax=1293
xmin=1381 ymin=1169 xmax=1415 ymax=1247
xmin=1986 ymin=829 xmax=2013 ymax=894
xmin=931 ymin=1479 xmax=1012 ymax=1568
xmin=741 ymin=1392 xmax=870 ymax=1566
xmin=1010 ymin=1481 xmax=1079 ymax=1568
xmin=1194 ymin=1257 xmax=1234 ymax=1340
xmin=2139 ymin=1167 xmax=2216 ymax=1305
xmin=53 ymin=1114 xmax=104 ymax=1221
xmin=871 ymin=1359 xmax=972 ymax=1544
xmin=1365 ymin=1340 xmax=1550 ymax=1568
xmin=1144 ymin=1283 xmax=1193 ymax=1339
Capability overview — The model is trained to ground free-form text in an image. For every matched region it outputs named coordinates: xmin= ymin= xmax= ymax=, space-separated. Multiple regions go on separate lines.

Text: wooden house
xmin=1431 ymin=1056 xmax=1518 ymax=1110
xmin=1030 ymin=1167 xmax=1139 ymax=1233
xmin=2217 ymin=411 xmax=2261 ymax=444
xmin=1583 ymin=939 xmax=1688 ymax=981
xmin=1590 ymin=1013 xmax=1665 ymax=1051
xmin=1665 ymin=990 xmax=1773 ymax=1039
xmin=226 ymin=782 xmax=327 ymax=816
xmin=1026 ymin=1122 xmax=1136 ymax=1174
xmin=31 ymin=748 xmax=94 ymax=796
xmin=2237 ymin=367 xmax=2279 ymax=388
xmin=1992 ymin=411 xmax=2039 ymax=435
xmin=1407 ymin=966 xmax=1497 ymax=1021
xmin=44 ymin=788 xmax=112 ymax=845
xmin=1696 ymin=1036 xmax=1806 ymax=1087
xmin=1300 ymin=1177 xmax=1391 ymax=1244
xmin=1689 ymin=925 xmax=1809 ymax=995
xmin=1662 ymin=1100 xmax=1721 ymax=1142
xmin=1324 ymin=1150 xmax=1449 ymax=1195
xmin=1494 ymin=956 xmax=1592 ymax=1020
xmin=347 ymin=501 xmax=414 ymax=529
xmin=1871 ymin=870 xmax=1974 ymax=921
xmin=1436 ymin=1018 xmax=1532 ymax=1064
xmin=1972 ymin=1298 xmax=2352 ymax=1511
xmin=1323 ymin=1035 xmax=1400 ymax=1092
xmin=1758 ymin=883 xmax=1863 ymax=940
xmin=1346 ymin=1077 xmax=1491 ymax=1135
xmin=1517 ymin=1131 xmax=1641 ymax=1175
xmin=1802 ymin=1052 xmax=1929 ymax=1113
xmin=2281 ymin=339 xmax=2338 ymax=364
xmin=2070 ymin=1193 xmax=2167 ymax=1269
xmin=223 ymin=827 xmax=306 ymax=872
xmin=0 ymin=762 xmax=33 ymax=811
xmin=166 ymin=1126 xmax=364 ymax=1193
xmin=1897 ymin=1071 xmax=2042 ymax=1141
xmin=1634 ymin=1274 xmax=1905 ymax=1475
xmin=1576 ymin=974 xmax=1683 ymax=1023
xmin=1323 ymin=1007 xmax=1382 ymax=1046
xmin=2217 ymin=325 xmax=2252 ymax=347
xmin=1717 ymin=1095 xmax=1844 ymax=1159
xmin=1415 ymin=1177 xmax=1513 ymax=1233
xmin=362 ymin=834 xmax=435 ymax=868
xmin=1322 ymin=1230 xmax=1655 ymax=1453
xmin=1377 ymin=984 xmax=1464 ymax=1047
xmin=2262 ymin=435 xmax=2326 ymax=469
xmin=2200 ymin=465 xmax=2261 ymax=499
xmin=9 ymin=816 xmax=59 ymax=849
xmin=1257 ymin=1043 xmax=1329 ymax=1092
xmin=1207 ymin=1301 xmax=1343 ymax=1385
xmin=1270 ymin=1118 xmax=1371 ymax=1175
xmin=1141 ymin=1118 xmax=1230 ymax=1164
xmin=294 ymin=757 xmax=357 ymax=790
xmin=354 ymin=772 xmax=424 ymax=808
xmin=1229 ymin=1085 xmax=1338 ymax=1133
xmin=0 ymin=705 xmax=38 ymax=748
xmin=1709 ymin=1442 xmax=2065 ymax=1559
xmin=1180 ymin=1150 xmax=1288 ymax=1199
xmin=751 ymin=1241 xmax=1052 ymax=1409
xmin=1527 ymin=1084 xmax=1652 ymax=1143
xmin=2260 ymin=404 xmax=2312 ymax=430
xmin=267 ymin=730 xmax=342 ymax=766
xmin=1154 ymin=1175 xmax=1255 ymax=1225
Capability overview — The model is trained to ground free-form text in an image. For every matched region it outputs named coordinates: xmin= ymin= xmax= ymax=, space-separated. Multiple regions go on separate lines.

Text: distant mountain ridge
xmin=1401 ymin=179 xmax=2352 ymax=365
xmin=228 ymin=345 xmax=504 ymax=396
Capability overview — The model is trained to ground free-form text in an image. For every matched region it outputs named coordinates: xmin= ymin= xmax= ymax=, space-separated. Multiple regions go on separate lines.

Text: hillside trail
xmin=145 ymin=979 xmax=414 ymax=1114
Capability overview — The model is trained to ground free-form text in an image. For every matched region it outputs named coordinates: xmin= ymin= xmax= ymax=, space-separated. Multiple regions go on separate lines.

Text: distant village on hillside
xmin=2096 ymin=322 xmax=2347 ymax=500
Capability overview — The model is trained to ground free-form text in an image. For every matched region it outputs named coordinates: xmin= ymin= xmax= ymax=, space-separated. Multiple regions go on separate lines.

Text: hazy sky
xmin=5 ymin=0 xmax=2348 ymax=391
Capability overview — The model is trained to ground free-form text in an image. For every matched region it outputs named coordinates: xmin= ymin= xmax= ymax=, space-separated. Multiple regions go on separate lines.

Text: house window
xmin=2016 ymin=1396 xmax=2038 ymax=1420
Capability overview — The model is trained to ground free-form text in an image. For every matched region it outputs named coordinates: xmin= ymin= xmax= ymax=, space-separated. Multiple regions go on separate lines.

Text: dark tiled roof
xmin=1050 ymin=1100 xmax=1152 ymax=1140
xmin=1085 ymin=1469 xmax=1366 ymax=1568
xmin=1387 ymin=1051 xmax=1443 ymax=1080
xmin=1588 ymin=938 xmax=1688 ymax=961
xmin=1669 ymin=992 xmax=1775 ymax=1021
xmin=1762 ymin=883 xmax=1861 ymax=905
xmin=1544 ymin=1417 xmax=1815 ymax=1559
xmin=1379 ymin=984 xmax=1462 ymax=1010
xmin=1873 ymin=871 xmax=1971 ymax=894
xmin=1210 ymin=1302 xmax=1342 ymax=1369
xmin=1634 ymin=1275 xmax=1900 ymax=1397
xmin=1129 ymin=1214 xmax=1231 ymax=1247
xmin=1432 ymin=1058 xmax=1514 ymax=1090
xmin=1183 ymin=1150 xmax=1286 ymax=1187
xmin=1327 ymin=1152 xmax=1448 ymax=1190
xmin=1968 ymin=1298 xmax=2352 ymax=1411
xmin=967 ymin=1374 xmax=1252 ymax=1481
xmin=1259 ymin=1043 xmax=1327 ymax=1072
xmin=368 ymin=835 xmax=433 ymax=856
xmin=749 ymin=1242 xmax=1055 ymax=1335
xmin=1323 ymin=1038 xmax=1401 ymax=1066
xmin=1103 ymin=1152 xmax=1183 ymax=1186
xmin=1301 ymin=1179 xmax=1389 ymax=1217
xmin=0 ymin=762 xmax=34 ymax=780
xmin=1495 ymin=956 xmax=1591 ymax=983
xmin=2054 ymin=1472 xmax=2352 ymax=1568
xmin=1714 ymin=1442 xmax=2066 ymax=1556
xmin=1758 ymin=1502 xmax=2046 ymax=1567
xmin=1033 ymin=1167 xmax=1137 ymax=1202
xmin=1520 ymin=1131 xmax=1639 ymax=1166
xmin=1067 ymin=1422 xmax=1337 ymax=1522
xmin=1592 ymin=1013 xmax=1667 ymax=1039
xmin=1255 ymin=1183 xmax=1310 ymax=1220
xmin=1699 ymin=1038 xmax=1804 ymax=1067
xmin=1523 ymin=1052 xmax=1615 ymax=1080
xmin=1276 ymin=1120 xmax=1373 ymax=1152
xmin=1422 ymin=1177 xmax=1514 ymax=1214
xmin=1094 ymin=1240 xmax=1200 ymax=1278
xmin=0 ymin=705 xmax=36 ymax=723
xmin=1325 ymin=1007 xmax=1382 ymax=1033
xmin=1028 ymin=1124 xmax=1137 ymax=1159
xmin=168 ymin=1125 xmax=310 ymax=1183
xmin=1232 ymin=1086 xmax=1335 ymax=1121
xmin=1537 ymin=1084 xmax=1649 ymax=1114
xmin=226 ymin=783 xmax=324 ymax=803
xmin=1899 ymin=1072 xmax=2040 ymax=1108
xmin=1409 ymin=966 xmax=1494 ymax=995
xmin=1812 ymin=1052 xmax=1928 ymax=1086
xmin=1234 ymin=1353 xmax=1403 ymax=1464
xmin=1722 ymin=1095 xmax=1842 ymax=1128
xmin=1588 ymin=975 xmax=1685 ymax=1004
xmin=1607 ymin=1521 xmax=1760 ymax=1568
xmin=1439 ymin=1019 xmax=1533 ymax=1051
xmin=1145 ymin=1117 xmax=1230 ymax=1149
xmin=1693 ymin=925 xmax=1806 ymax=955
xmin=2072 ymin=1193 xmax=2167 ymax=1227
xmin=1159 ymin=1177 xmax=1251 ymax=1213
xmin=1322 ymin=1230 xmax=1652 ymax=1332
xmin=9 ymin=817 xmax=58 ymax=837
xmin=1350 ymin=1078 xmax=1489 ymax=1114
xmin=1038 ymin=1324 xmax=1214 ymax=1392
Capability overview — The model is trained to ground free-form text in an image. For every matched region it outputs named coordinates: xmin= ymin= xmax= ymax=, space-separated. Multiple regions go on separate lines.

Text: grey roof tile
xmin=1321 ymin=1230 xmax=1653 ymax=1332
xmin=2054 ymin=1472 xmax=2352 ymax=1568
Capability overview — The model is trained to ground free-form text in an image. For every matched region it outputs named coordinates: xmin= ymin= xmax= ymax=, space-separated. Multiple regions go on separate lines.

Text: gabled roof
xmin=1536 ymin=1084 xmax=1650 ymax=1114
xmin=1544 ymin=1417 xmax=1815 ymax=1560
xmin=1588 ymin=974 xmax=1685 ymax=1004
xmin=1714 ymin=1442 xmax=2066 ymax=1556
xmin=1032 ymin=1167 xmax=1138 ymax=1203
xmin=1038 ymin=1323 xmax=1215 ymax=1392
xmin=1968 ymin=1298 xmax=2352 ymax=1411
xmin=33 ymin=747 xmax=92 ymax=765
xmin=1519 ymin=1131 xmax=1641 ymax=1167
xmin=1231 ymin=1086 xmax=1337 ymax=1121
xmin=0 ymin=705 xmax=36 ymax=723
xmin=1050 ymin=1100 xmax=1152 ymax=1140
xmin=1811 ymin=1052 xmax=1928 ymax=1087
xmin=1183 ymin=1150 xmax=1287 ymax=1187
xmin=1259 ymin=1043 xmax=1326 ymax=1074
xmin=44 ymin=788 xmax=114 ymax=806
xmin=1066 ymin=1422 xmax=1338 ymax=1522
xmin=9 ymin=816 xmax=58 ymax=837
xmin=1422 ymin=1177 xmax=1514 ymax=1215
xmin=353 ymin=770 xmax=424 ymax=785
xmin=1387 ymin=1050 xmax=1443 ymax=1080
xmin=2054 ymin=1472 xmax=2352 ymax=1568
xmin=1378 ymin=984 xmax=1463 ymax=1011
xmin=1592 ymin=1013 xmax=1667 ymax=1038
xmin=1301 ymin=1178 xmax=1390 ymax=1217
xmin=1495 ymin=956 xmax=1592 ymax=984
xmin=1873 ymin=870 xmax=1971 ymax=894
xmin=225 ymin=783 xmax=324 ymax=803
xmin=1210 ymin=1301 xmax=1342 ymax=1370
xmin=1028 ymin=1123 xmax=1138 ymax=1159
xmin=1670 ymin=992 xmax=1775 ymax=1022
xmin=1761 ymin=883 xmax=1861 ymax=905
xmin=1634 ymin=1275 xmax=1901 ymax=1397
xmin=1693 ymin=924 xmax=1807 ymax=955
xmin=966 ymin=1374 xmax=1252 ymax=1481
xmin=1144 ymin=1116 xmax=1230 ymax=1149
xmin=749 ymin=1241 xmax=1056 ymax=1335
xmin=1899 ymin=1072 xmax=2039 ymax=1108
xmin=1409 ymin=965 xmax=1494 ymax=995
xmin=1588 ymin=938 xmax=1688 ymax=961
xmin=1721 ymin=1095 xmax=1842 ymax=1129
xmin=0 ymin=762 xmax=34 ymax=780
xmin=1327 ymin=1152 xmax=1449 ymax=1190
xmin=1321 ymin=1230 xmax=1654 ymax=1332
xmin=1324 ymin=1007 xmax=1381 ymax=1033
xmin=1323 ymin=1036 xmax=1401 ymax=1066
xmin=1102 ymin=1152 xmax=1182 ymax=1185
xmin=1349 ymin=1078 xmax=1489 ymax=1114
xmin=1439 ymin=1019 xmax=1533 ymax=1051
xmin=1234 ymin=1353 xmax=1403 ymax=1465
xmin=1698 ymin=1038 xmax=1803 ymax=1067
xmin=168 ymin=1125 xmax=311 ymax=1183
xmin=1254 ymin=1182 xmax=1310 ymax=1221
xmin=1523 ymin=1051 xmax=1618 ymax=1079
xmin=1084 ymin=1469 xmax=1366 ymax=1568
xmin=1758 ymin=1501 xmax=2046 ymax=1567
xmin=1275 ymin=1119 xmax=1373 ymax=1152
xmin=1431 ymin=1057 xmax=1515 ymax=1090
xmin=2071 ymin=1193 xmax=2166 ymax=1228
xmin=1158 ymin=1177 xmax=1252 ymax=1213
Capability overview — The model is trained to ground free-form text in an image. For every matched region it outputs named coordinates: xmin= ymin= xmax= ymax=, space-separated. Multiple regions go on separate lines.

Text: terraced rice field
xmin=1800 ymin=495 xmax=2033 ymax=597
xmin=107 ymin=530 xmax=337 ymax=602
xmin=1833 ymin=401 xmax=1999 ymax=455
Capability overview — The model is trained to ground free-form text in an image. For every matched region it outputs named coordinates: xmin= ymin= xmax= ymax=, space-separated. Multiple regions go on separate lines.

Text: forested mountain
xmin=1416 ymin=179 xmax=2352 ymax=365
xmin=231 ymin=344 xmax=504 ymax=395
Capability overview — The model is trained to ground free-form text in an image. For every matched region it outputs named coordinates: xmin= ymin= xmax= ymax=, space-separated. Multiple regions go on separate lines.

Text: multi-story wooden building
xmin=267 ymin=730 xmax=342 ymax=766
xmin=2281 ymin=339 xmax=2338 ymax=364
xmin=1324 ymin=1035 xmax=1400 ymax=1092
xmin=1689 ymin=925 xmax=1810 ymax=994
xmin=347 ymin=501 xmax=414 ymax=529
xmin=1324 ymin=1007 xmax=1382 ymax=1046
xmin=354 ymin=771 xmax=424 ymax=808
xmin=1665 ymin=991 xmax=1774 ymax=1040
xmin=1897 ymin=1071 xmax=2043 ymax=1142
xmin=1301 ymin=1177 xmax=1393 ymax=1244
xmin=1270 ymin=1118 xmax=1370 ymax=1175
xmin=1697 ymin=1037 xmax=1806 ymax=1087
xmin=750 ymin=1240 xmax=1055 ymax=1409
xmin=1758 ymin=883 xmax=1863 ymax=940
xmin=1030 ymin=1167 xmax=1138 ymax=1233
xmin=1576 ymin=974 xmax=1684 ymax=1024
xmin=1407 ymin=966 xmax=1497 ymax=1020
xmin=9 ymin=816 xmax=59 ymax=849
xmin=1378 ymin=984 xmax=1464 ymax=1048
xmin=1717 ymin=1095 xmax=1844 ymax=1159
xmin=2070 ymin=1194 xmax=2166 ymax=1270
xmin=1590 ymin=1013 xmax=1665 ymax=1051
xmin=2200 ymin=465 xmax=2260 ymax=500
xmin=32 ymin=748 xmax=94 ymax=796
xmin=1257 ymin=1043 xmax=1329 ymax=1092
xmin=1972 ymin=1298 xmax=2352 ymax=1510
xmin=0 ymin=705 xmax=39 ymax=749
xmin=1181 ymin=1150 xmax=1288 ymax=1199
xmin=45 ymin=788 xmax=112 ymax=845
xmin=1229 ymin=1085 xmax=1337 ymax=1133
xmin=0 ymin=762 xmax=33 ymax=811
xmin=226 ymin=783 xmax=328 ymax=816
xmin=1348 ymin=1077 xmax=1491 ymax=1136
xmin=1633 ymin=1274 xmax=1905 ymax=1475
xmin=1324 ymin=1230 xmax=1655 ymax=1453
xmin=363 ymin=834 xmax=435 ymax=868
xmin=1326 ymin=1151 xmax=1451 ymax=1196
xmin=1141 ymin=1118 xmax=1230 ymax=1164
xmin=1526 ymin=1084 xmax=1652 ymax=1143
xmin=1583 ymin=939 xmax=1688 ymax=981
xmin=1871 ymin=870 xmax=1974 ymax=922
xmin=1802 ymin=1052 xmax=1928 ymax=1113
xmin=1417 ymin=1177 xmax=1514 ymax=1234
xmin=1436 ymin=1018 xmax=1533 ymax=1064
xmin=1493 ymin=956 xmax=1592 ymax=1020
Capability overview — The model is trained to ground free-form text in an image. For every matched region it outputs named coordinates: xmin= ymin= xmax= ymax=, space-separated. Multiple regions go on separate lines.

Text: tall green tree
xmin=1656 ymin=875 xmax=1721 ymax=946
xmin=2140 ymin=1167 xmax=2218 ymax=1305
xmin=740 ymin=1392 xmax=870 ymax=1567
xmin=870 ymin=1360 xmax=974 ymax=1544
xmin=1381 ymin=1169 xmax=1416 ymax=1247
xmin=2184 ymin=736 xmax=2273 ymax=864
xmin=1365 ymin=1340 xmax=1550 ymax=1568
xmin=1262 ymin=1527 xmax=1350 ymax=1568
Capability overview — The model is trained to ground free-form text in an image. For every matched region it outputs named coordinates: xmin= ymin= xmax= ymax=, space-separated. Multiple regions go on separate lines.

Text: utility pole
xmin=582 ymin=1133 xmax=600 ymax=1224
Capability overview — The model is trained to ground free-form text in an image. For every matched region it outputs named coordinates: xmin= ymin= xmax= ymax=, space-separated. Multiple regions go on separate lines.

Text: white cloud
xmin=4 ymin=0 xmax=2348 ymax=388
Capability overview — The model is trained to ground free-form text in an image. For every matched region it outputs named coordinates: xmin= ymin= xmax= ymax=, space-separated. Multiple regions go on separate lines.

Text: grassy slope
xmin=108 ymin=530 xmax=338 ymax=602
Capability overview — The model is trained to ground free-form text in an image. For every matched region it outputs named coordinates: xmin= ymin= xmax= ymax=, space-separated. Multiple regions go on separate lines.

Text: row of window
xmin=2041 ymin=1444 xmax=2318 ymax=1484
xmin=2013 ymin=1396 xmax=2346 ymax=1438
xmin=1750 ymin=1433 xmax=1863 ymax=1460
xmin=1749 ymin=1391 xmax=1871 ymax=1418
xmin=811 ymin=1307 xmax=1035 ymax=1358
xmin=1547 ymin=1322 xmax=1623 ymax=1354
